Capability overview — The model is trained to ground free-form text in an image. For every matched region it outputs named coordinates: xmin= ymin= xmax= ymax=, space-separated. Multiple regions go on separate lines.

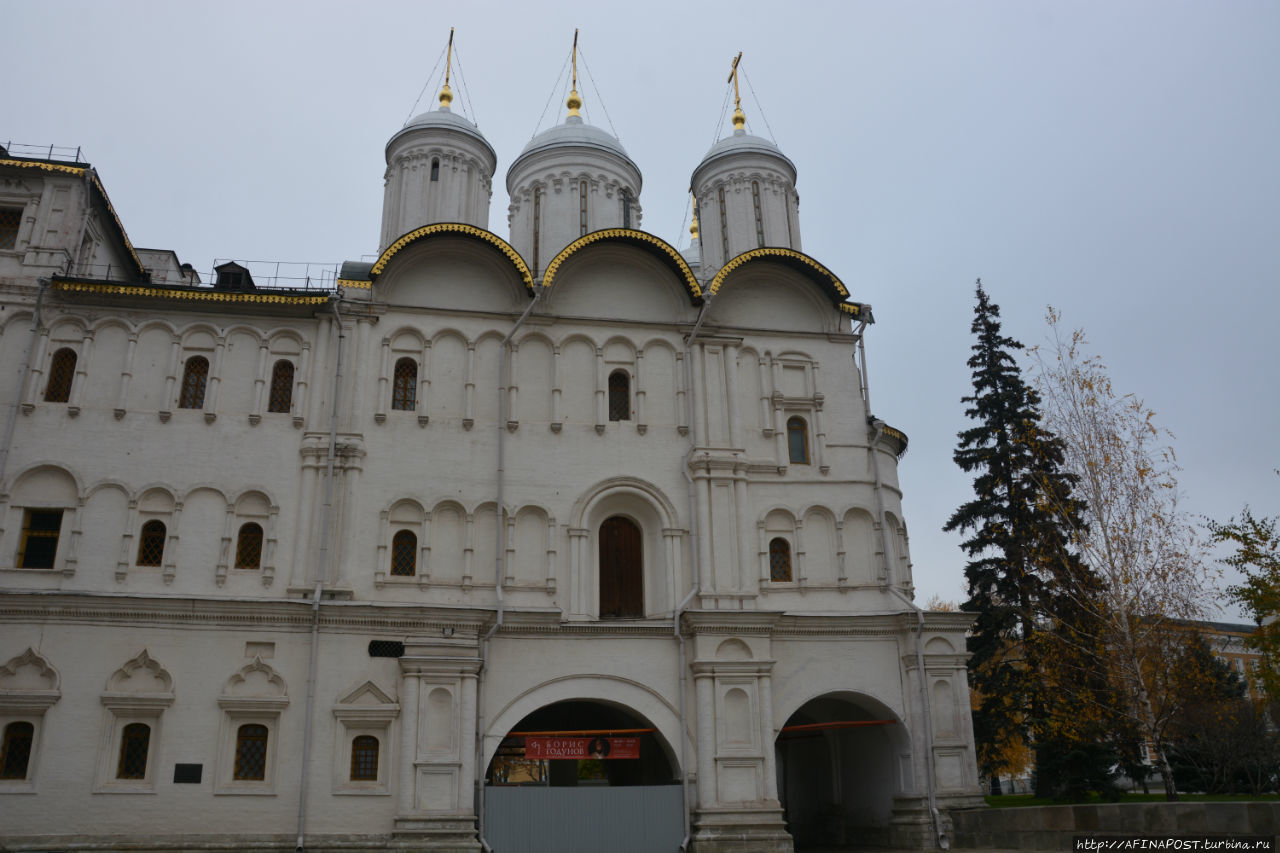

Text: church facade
xmin=0 ymin=56 xmax=981 ymax=852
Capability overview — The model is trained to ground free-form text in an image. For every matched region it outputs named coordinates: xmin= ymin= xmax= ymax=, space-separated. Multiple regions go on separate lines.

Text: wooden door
xmin=599 ymin=516 xmax=642 ymax=618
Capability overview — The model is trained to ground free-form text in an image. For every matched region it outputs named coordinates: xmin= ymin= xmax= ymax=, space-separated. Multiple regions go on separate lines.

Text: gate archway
xmin=484 ymin=699 xmax=683 ymax=853
xmin=775 ymin=692 xmax=909 ymax=849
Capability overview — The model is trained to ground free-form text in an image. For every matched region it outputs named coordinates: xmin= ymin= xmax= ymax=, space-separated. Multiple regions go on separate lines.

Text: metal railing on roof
xmin=1 ymin=141 xmax=87 ymax=164
xmin=208 ymin=260 xmax=340 ymax=292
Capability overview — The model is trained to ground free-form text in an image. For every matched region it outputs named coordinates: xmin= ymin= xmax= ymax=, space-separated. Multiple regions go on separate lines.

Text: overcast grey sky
xmin=5 ymin=0 xmax=1277 ymax=615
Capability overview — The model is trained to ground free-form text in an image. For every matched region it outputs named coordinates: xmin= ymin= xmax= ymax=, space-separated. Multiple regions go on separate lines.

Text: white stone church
xmin=0 ymin=47 xmax=981 ymax=853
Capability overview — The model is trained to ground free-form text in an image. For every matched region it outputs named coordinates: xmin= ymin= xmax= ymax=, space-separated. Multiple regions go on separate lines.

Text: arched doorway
xmin=599 ymin=515 xmax=642 ymax=618
xmin=776 ymin=693 xmax=908 ymax=849
xmin=485 ymin=699 xmax=682 ymax=853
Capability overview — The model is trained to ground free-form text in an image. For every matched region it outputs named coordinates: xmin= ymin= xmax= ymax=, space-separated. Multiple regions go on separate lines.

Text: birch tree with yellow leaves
xmin=1032 ymin=312 xmax=1217 ymax=800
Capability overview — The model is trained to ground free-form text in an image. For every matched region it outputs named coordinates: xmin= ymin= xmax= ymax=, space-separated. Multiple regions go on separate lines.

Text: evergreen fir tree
xmin=944 ymin=281 xmax=1089 ymax=785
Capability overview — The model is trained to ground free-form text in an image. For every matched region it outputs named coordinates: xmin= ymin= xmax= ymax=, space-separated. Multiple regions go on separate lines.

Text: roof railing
xmin=1 ymin=141 xmax=87 ymax=164
xmin=209 ymin=260 xmax=340 ymax=292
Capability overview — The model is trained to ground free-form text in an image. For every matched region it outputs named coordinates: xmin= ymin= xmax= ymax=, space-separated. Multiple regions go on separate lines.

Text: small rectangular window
xmin=0 ymin=208 xmax=21 ymax=251
xmin=19 ymin=509 xmax=63 ymax=569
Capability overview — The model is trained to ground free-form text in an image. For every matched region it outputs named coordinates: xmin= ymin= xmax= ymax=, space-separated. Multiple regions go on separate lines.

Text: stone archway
xmin=775 ymin=692 xmax=910 ymax=849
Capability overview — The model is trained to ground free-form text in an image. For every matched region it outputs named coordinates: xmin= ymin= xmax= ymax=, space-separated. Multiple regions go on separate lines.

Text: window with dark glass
xmin=608 ymin=371 xmax=630 ymax=421
xmin=0 ymin=207 xmax=20 ymax=251
xmin=350 ymin=735 xmax=379 ymax=781
xmin=579 ymin=179 xmax=588 ymax=236
xmin=18 ymin=509 xmax=62 ymax=569
xmin=599 ymin=515 xmax=642 ymax=618
xmin=44 ymin=348 xmax=76 ymax=403
xmin=787 ymin=417 xmax=809 ymax=465
xmin=0 ymin=721 xmax=33 ymax=779
xmin=430 ymin=158 xmax=440 ymax=182
xmin=116 ymin=723 xmax=150 ymax=779
xmin=267 ymin=360 xmax=293 ymax=413
xmin=392 ymin=358 xmax=417 ymax=411
xmin=136 ymin=520 xmax=166 ymax=567
xmin=752 ymin=181 xmax=765 ymax=247
xmin=235 ymin=523 xmax=263 ymax=570
xmin=621 ymin=188 xmax=632 ymax=229
xmin=234 ymin=724 xmax=268 ymax=780
xmin=179 ymin=356 xmax=209 ymax=409
xmin=769 ymin=538 xmax=793 ymax=582
xmin=391 ymin=530 xmax=416 ymax=576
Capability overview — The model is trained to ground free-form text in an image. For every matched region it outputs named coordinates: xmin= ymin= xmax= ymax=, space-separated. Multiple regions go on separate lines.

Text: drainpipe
xmin=476 ymin=286 xmax=542 ymax=853
xmin=0 ymin=280 xmax=48 ymax=488
xmin=677 ymin=296 xmax=711 ymax=852
xmin=296 ymin=296 xmax=346 ymax=852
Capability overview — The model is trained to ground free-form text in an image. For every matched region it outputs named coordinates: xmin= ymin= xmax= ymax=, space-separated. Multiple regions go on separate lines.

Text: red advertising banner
xmin=524 ymin=736 xmax=640 ymax=760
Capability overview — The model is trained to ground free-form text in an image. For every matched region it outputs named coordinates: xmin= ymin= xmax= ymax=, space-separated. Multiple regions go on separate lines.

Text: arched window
xmin=44 ymin=348 xmax=76 ymax=403
xmin=599 ymin=515 xmax=642 ymax=618
xmin=267 ymin=360 xmax=294 ymax=413
xmin=234 ymin=724 xmax=268 ymax=780
xmin=608 ymin=371 xmax=630 ymax=421
xmin=179 ymin=356 xmax=209 ymax=409
xmin=769 ymin=537 xmax=793 ymax=582
xmin=430 ymin=158 xmax=440 ymax=182
xmin=350 ymin=735 xmax=379 ymax=781
xmin=579 ymin=179 xmax=589 ymax=236
xmin=787 ymin=417 xmax=809 ymax=464
xmin=392 ymin=358 xmax=417 ymax=411
xmin=0 ymin=721 xmax=34 ymax=779
xmin=391 ymin=530 xmax=416 ymax=576
xmin=235 ymin=523 xmax=264 ymax=570
xmin=116 ymin=722 xmax=150 ymax=779
xmin=752 ymin=181 xmax=765 ymax=247
xmin=136 ymin=520 xmax=166 ymax=567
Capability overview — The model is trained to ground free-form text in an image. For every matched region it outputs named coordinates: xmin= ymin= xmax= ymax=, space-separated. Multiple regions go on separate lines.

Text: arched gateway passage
xmin=776 ymin=692 xmax=909 ymax=849
xmin=485 ymin=699 xmax=683 ymax=853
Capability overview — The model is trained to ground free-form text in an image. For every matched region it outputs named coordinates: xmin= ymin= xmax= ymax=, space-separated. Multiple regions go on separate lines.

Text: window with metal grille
xmin=234 ymin=724 xmax=268 ymax=780
xmin=391 ymin=358 xmax=417 ymax=411
xmin=579 ymin=180 xmax=588 ymax=236
xmin=235 ymin=523 xmax=263 ymax=570
xmin=769 ymin=538 xmax=793 ymax=582
xmin=267 ymin=360 xmax=293 ymax=413
xmin=136 ymin=520 xmax=166 ymax=567
xmin=787 ymin=417 xmax=809 ymax=464
xmin=608 ymin=371 xmax=630 ymax=421
xmin=0 ymin=208 xmax=20 ymax=251
xmin=18 ymin=509 xmax=62 ymax=569
xmin=391 ymin=530 xmax=416 ymax=576
xmin=350 ymin=735 xmax=379 ymax=781
xmin=179 ymin=356 xmax=209 ymax=409
xmin=44 ymin=348 xmax=76 ymax=403
xmin=0 ymin=721 xmax=33 ymax=779
xmin=752 ymin=181 xmax=765 ymax=247
xmin=117 ymin=723 xmax=150 ymax=779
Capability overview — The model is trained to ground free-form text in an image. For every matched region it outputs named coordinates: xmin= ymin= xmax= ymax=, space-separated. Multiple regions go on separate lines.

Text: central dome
xmin=511 ymin=115 xmax=640 ymax=181
xmin=505 ymin=113 xmax=644 ymax=274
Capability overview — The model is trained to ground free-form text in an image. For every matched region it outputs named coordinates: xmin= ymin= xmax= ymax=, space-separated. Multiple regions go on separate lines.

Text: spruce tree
xmin=944 ymin=281 xmax=1088 ymax=787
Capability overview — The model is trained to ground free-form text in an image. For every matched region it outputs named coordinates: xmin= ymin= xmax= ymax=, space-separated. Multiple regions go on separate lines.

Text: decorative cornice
xmin=708 ymin=247 xmax=849 ymax=303
xmin=542 ymin=229 xmax=702 ymax=301
xmin=369 ymin=222 xmax=534 ymax=293
xmin=0 ymin=158 xmax=86 ymax=176
xmin=336 ymin=279 xmax=372 ymax=290
xmin=51 ymin=277 xmax=330 ymax=306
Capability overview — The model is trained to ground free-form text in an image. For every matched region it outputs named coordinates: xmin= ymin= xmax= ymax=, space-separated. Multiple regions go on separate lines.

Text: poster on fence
xmin=524 ymin=736 xmax=640 ymax=760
